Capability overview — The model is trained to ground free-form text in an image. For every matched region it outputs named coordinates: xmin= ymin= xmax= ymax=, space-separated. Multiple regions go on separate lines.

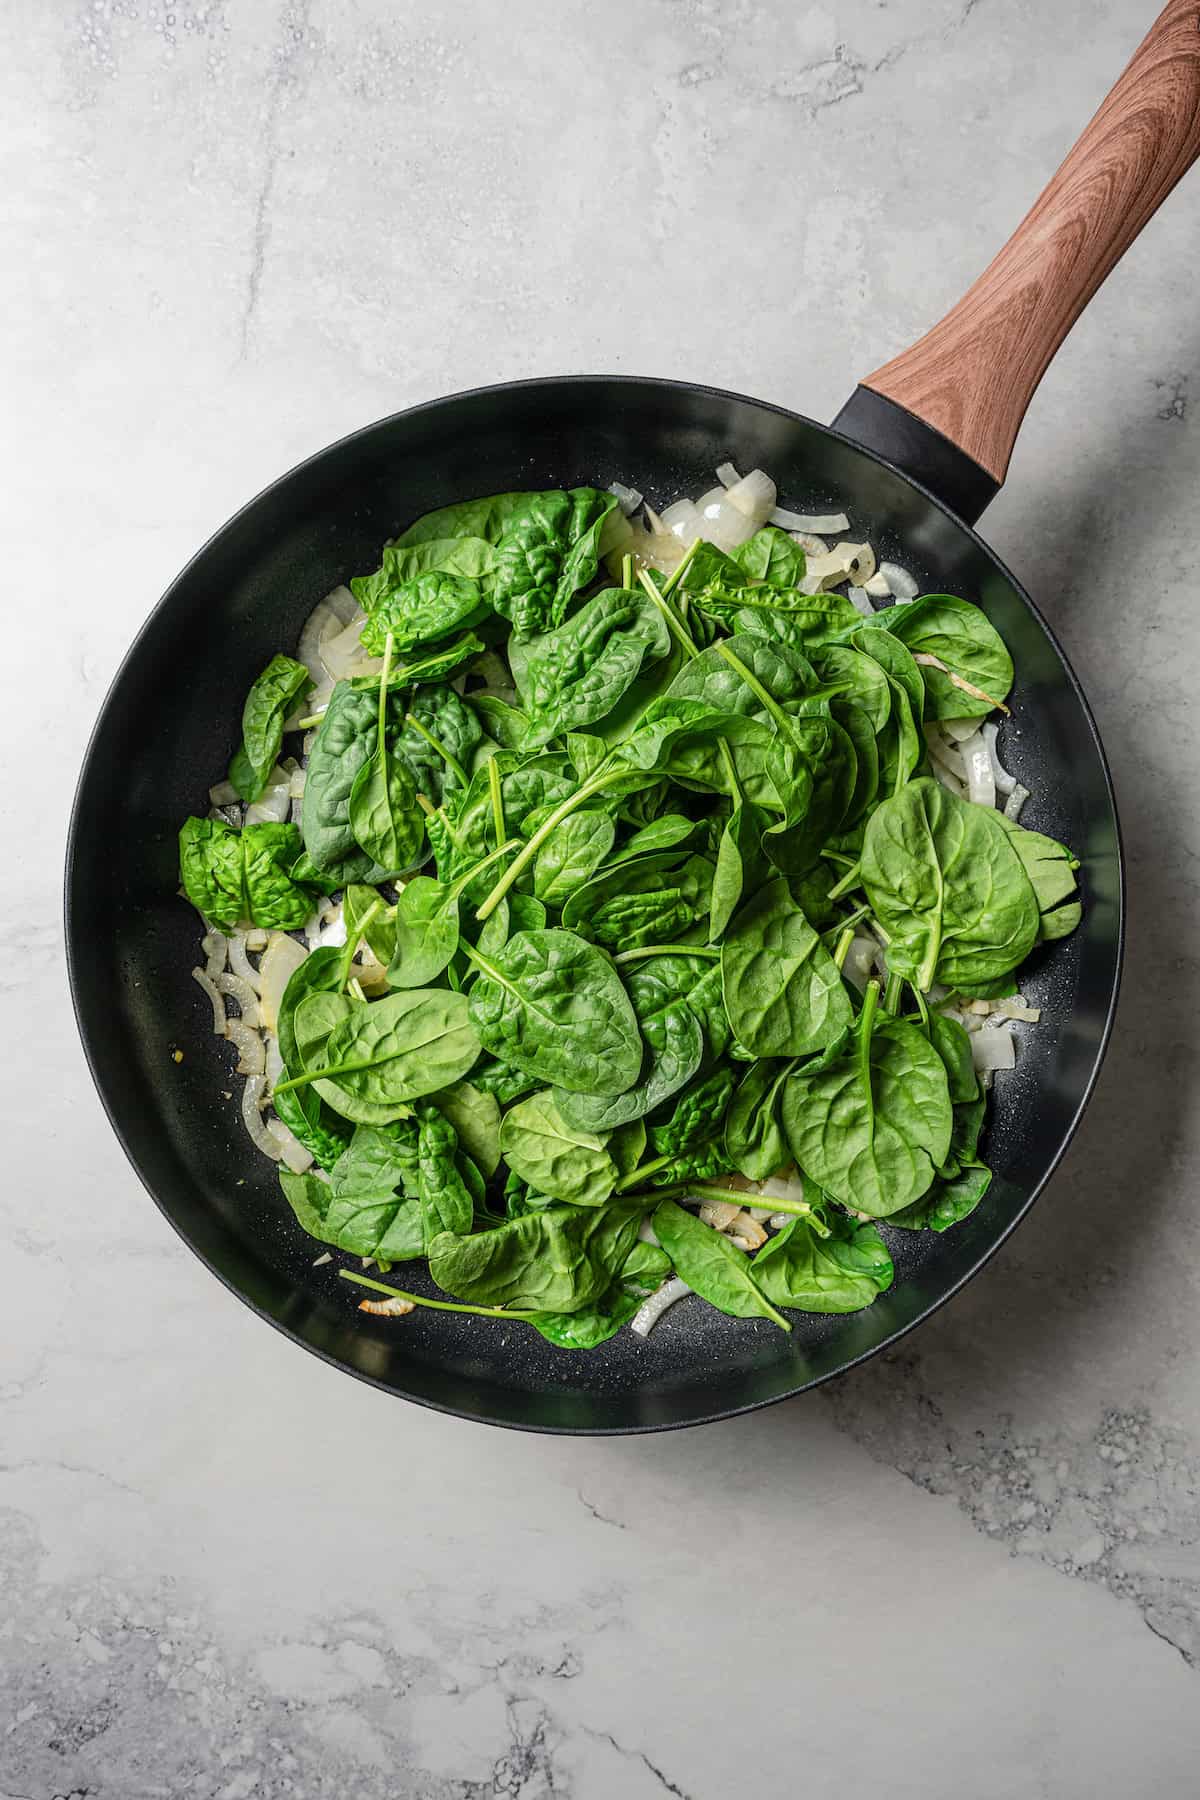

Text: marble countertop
xmin=6 ymin=0 xmax=1200 ymax=1792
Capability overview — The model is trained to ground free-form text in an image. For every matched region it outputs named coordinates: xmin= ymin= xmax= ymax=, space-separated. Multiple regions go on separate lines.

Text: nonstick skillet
xmin=67 ymin=4 xmax=1200 ymax=1431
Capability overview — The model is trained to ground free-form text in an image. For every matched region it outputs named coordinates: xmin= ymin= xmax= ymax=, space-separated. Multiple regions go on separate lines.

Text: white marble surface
xmin=5 ymin=0 xmax=1200 ymax=1791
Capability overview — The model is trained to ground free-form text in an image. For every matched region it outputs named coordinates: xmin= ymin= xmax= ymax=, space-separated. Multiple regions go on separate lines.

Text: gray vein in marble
xmin=825 ymin=1356 xmax=1200 ymax=1666
xmin=238 ymin=0 xmax=314 ymax=360
xmin=591 ymin=1730 xmax=691 ymax=1800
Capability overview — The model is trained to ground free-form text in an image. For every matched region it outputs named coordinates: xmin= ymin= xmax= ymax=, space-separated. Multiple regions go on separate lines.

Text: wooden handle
xmin=863 ymin=0 xmax=1200 ymax=483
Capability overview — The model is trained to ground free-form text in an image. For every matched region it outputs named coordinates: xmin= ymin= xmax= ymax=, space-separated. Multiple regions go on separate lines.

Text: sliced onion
xmin=659 ymin=498 xmax=705 ymax=543
xmin=245 ymin=768 xmax=292 ymax=827
xmin=321 ymin=616 xmax=378 ymax=682
xmin=201 ymin=930 xmax=229 ymax=981
xmin=209 ymin=780 xmax=240 ymax=807
xmin=266 ymin=1114 xmax=313 ymax=1173
xmin=878 ymin=561 xmax=918 ymax=600
xmin=263 ymin=1032 xmax=285 ymax=1089
xmin=788 ymin=532 xmax=827 ymax=558
xmin=848 ymin=585 xmax=874 ymax=617
xmin=982 ymin=721 xmax=1017 ymax=795
xmin=599 ymin=508 xmax=634 ymax=559
xmin=939 ymin=717 xmax=979 ymax=743
xmin=191 ymin=966 xmax=227 ymax=1033
xmin=715 ymin=461 xmax=741 ymax=488
xmin=925 ymin=726 xmax=966 ymax=781
xmin=770 ymin=504 xmax=850 ymax=533
xmin=960 ymin=729 xmax=997 ymax=808
xmin=285 ymin=683 xmax=332 ymax=731
xmin=227 ymin=935 xmax=262 ymax=993
xmin=724 ymin=1210 xmax=767 ymax=1250
xmin=693 ymin=486 xmax=759 ymax=551
xmin=297 ymin=589 xmax=354 ymax=684
xmin=241 ymin=1075 xmax=282 ymax=1159
xmin=608 ymin=480 xmax=643 ymax=516
xmin=863 ymin=572 xmax=892 ymax=599
xmin=725 ymin=468 xmax=776 ymax=524
xmin=993 ymin=996 xmax=1041 ymax=1022
xmin=971 ymin=1023 xmax=1016 ymax=1074
xmin=631 ymin=1278 xmax=691 ymax=1339
xmin=1004 ymin=782 xmax=1029 ymax=821
xmin=768 ymin=1212 xmax=795 ymax=1230
xmin=225 ymin=1018 xmax=266 ymax=1076
xmin=288 ymin=766 xmax=307 ymax=798
xmin=244 ymin=929 xmax=268 ymax=952
xmin=932 ymin=760 xmax=967 ymax=798
xmin=214 ymin=972 xmax=262 ymax=1027
xmin=353 ymin=944 xmax=391 ymax=995
xmin=317 ymin=907 xmax=348 ymax=950
xmin=843 ymin=935 xmax=879 ymax=993
xmin=258 ymin=932 xmax=308 ymax=1032
xmin=698 ymin=1198 xmax=741 ymax=1231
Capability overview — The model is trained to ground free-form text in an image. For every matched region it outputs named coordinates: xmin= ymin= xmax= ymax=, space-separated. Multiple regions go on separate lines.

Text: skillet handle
xmin=833 ymin=0 xmax=1200 ymax=524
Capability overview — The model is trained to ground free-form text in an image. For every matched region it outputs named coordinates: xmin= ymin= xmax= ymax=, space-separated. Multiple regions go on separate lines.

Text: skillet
xmin=66 ymin=4 xmax=1200 ymax=1431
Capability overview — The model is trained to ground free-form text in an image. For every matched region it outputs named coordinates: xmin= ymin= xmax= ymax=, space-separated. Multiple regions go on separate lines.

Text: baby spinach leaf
xmin=415 ymin=1100 xmax=475 ymax=1242
xmin=348 ymin=743 xmax=423 ymax=877
xmin=351 ymin=536 xmax=497 ymax=615
xmin=498 ymin=1091 xmax=618 ymax=1207
xmin=350 ymin=631 xmax=485 ymax=692
xmin=928 ymin=1011 xmax=979 ymax=1104
xmin=648 ymin=1061 xmax=738 ymax=1162
xmin=752 ymin=1210 xmax=894 ymax=1312
xmin=302 ymin=681 xmax=393 ymax=878
xmin=387 ymin=876 xmax=460 ymax=988
xmin=709 ymin=801 xmax=770 ymax=942
xmin=861 ymin=778 xmax=1040 ymax=990
xmin=229 ymin=654 xmax=312 ymax=802
xmin=621 ymin=1238 xmax=671 ymax=1287
xmin=888 ymin=1161 xmax=991 ymax=1231
xmin=466 ymin=928 xmax=642 ymax=1097
xmin=763 ymin=709 xmax=858 ymax=876
xmin=720 ymin=878 xmax=853 ymax=1057
xmin=561 ymin=852 xmax=714 ymax=950
xmin=532 ymin=810 xmax=617 ymax=908
xmin=278 ymin=1169 xmax=337 ymax=1244
xmin=552 ymin=954 xmax=704 ymax=1133
xmin=179 ymin=817 xmax=318 ymax=931
xmin=991 ymin=813 xmax=1082 ymax=941
xmin=432 ymin=1078 xmax=501 ymax=1179
xmin=282 ymin=988 xmax=480 ymax=1122
xmin=358 ymin=572 xmax=488 ymax=656
xmin=272 ymin=1087 xmax=350 ymax=1172
xmin=525 ymin=1283 xmax=644 ymax=1349
xmin=428 ymin=1203 xmax=641 ymax=1313
xmin=780 ymin=984 xmax=952 ymax=1216
xmin=881 ymin=593 xmax=1013 ymax=718
xmin=508 ymin=586 xmax=672 ymax=748
xmin=396 ymin=687 xmax=483 ymax=804
xmin=652 ymin=1200 xmax=788 ymax=1328
xmin=608 ymin=1118 xmax=648 ymax=1180
xmin=470 ymin=694 xmax=529 ymax=749
xmin=810 ymin=644 xmax=892 ymax=732
xmin=732 ymin=592 xmax=861 ymax=648
xmin=612 ymin=814 xmax=699 ymax=863
xmin=724 ymin=1057 xmax=796 ymax=1182
xmin=730 ymin=526 xmax=808 ymax=587
xmin=324 ymin=1122 xmax=425 ymax=1258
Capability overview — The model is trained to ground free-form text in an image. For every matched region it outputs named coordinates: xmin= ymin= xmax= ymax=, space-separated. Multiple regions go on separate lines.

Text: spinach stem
xmin=658 ymin=1181 xmax=818 ymax=1220
xmin=621 ymin=552 xmax=634 ymax=590
xmin=660 ymin=537 xmax=701 ymax=599
xmin=637 ymin=568 xmax=699 ymax=659
xmin=827 ymin=861 xmax=862 ymax=901
xmin=447 ymin=837 xmax=522 ymax=905
xmin=341 ymin=1270 xmax=538 ymax=1319
xmin=614 ymin=1153 xmax=672 ymax=1193
xmin=377 ymin=633 xmax=395 ymax=748
xmin=613 ymin=943 xmax=720 ymax=967
xmin=712 ymin=641 xmax=793 ymax=738
xmin=858 ymin=979 xmax=879 ymax=1132
xmin=337 ymin=897 xmax=383 ymax=989
xmin=487 ymin=756 xmax=506 ymax=850
xmin=717 ymin=737 xmax=742 ymax=804
xmin=295 ymin=711 xmax=328 ymax=730
xmin=822 ymin=902 xmax=870 ymax=941
xmin=882 ymin=971 xmax=903 ymax=1014
xmin=404 ymin=712 xmax=468 ymax=789
xmin=473 ymin=767 xmax=629 ymax=921
xmin=832 ymin=925 xmax=855 ymax=972
xmin=909 ymin=982 xmax=931 ymax=1031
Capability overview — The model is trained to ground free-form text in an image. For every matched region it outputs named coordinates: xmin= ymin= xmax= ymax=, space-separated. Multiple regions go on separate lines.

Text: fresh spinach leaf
xmin=724 ymin=1057 xmax=796 ymax=1182
xmin=508 ymin=586 xmax=672 ymax=748
xmin=498 ymin=1091 xmax=618 ymax=1207
xmin=780 ymin=982 xmax=952 ymax=1216
xmin=652 ymin=1200 xmax=788 ymax=1328
xmin=552 ymin=953 xmax=704 ymax=1133
xmin=720 ymin=877 xmax=853 ymax=1057
xmin=751 ymin=1210 xmax=893 ymax=1311
xmin=428 ymin=1203 xmax=641 ymax=1313
xmin=179 ymin=817 xmax=317 ymax=931
xmin=229 ymin=654 xmax=312 ymax=802
xmin=532 ymin=810 xmax=617 ymax=908
xmin=358 ymin=572 xmax=488 ymax=656
xmin=881 ymin=593 xmax=1013 ymax=718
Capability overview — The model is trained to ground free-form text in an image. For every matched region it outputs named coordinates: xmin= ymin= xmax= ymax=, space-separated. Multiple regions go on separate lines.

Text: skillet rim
xmin=64 ymin=372 xmax=1126 ymax=1433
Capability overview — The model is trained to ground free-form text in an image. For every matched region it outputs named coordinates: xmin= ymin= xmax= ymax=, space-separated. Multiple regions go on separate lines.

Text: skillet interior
xmin=66 ymin=376 xmax=1122 ymax=1433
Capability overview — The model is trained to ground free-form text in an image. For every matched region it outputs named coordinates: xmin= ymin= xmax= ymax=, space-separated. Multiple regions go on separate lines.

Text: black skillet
xmin=66 ymin=5 xmax=1200 ymax=1431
